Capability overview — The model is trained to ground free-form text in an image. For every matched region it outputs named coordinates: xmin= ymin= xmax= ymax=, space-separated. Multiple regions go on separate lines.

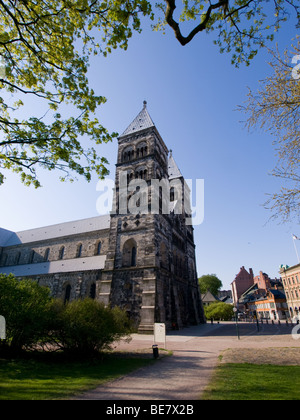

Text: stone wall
xmin=0 ymin=229 xmax=109 ymax=267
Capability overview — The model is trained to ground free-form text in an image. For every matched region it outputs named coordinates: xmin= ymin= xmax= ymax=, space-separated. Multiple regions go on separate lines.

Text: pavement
xmin=75 ymin=321 xmax=300 ymax=400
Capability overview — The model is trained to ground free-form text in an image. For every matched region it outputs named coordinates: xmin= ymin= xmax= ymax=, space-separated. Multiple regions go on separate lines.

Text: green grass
xmin=0 ymin=355 xmax=154 ymax=400
xmin=202 ymin=363 xmax=300 ymax=400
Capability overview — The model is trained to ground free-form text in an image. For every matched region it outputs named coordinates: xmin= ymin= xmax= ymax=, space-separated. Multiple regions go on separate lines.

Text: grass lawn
xmin=0 ymin=354 xmax=154 ymax=400
xmin=202 ymin=363 xmax=300 ymax=400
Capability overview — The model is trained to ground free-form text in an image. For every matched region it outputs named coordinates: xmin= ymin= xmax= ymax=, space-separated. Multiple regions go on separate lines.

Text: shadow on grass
xmin=0 ymin=352 xmax=155 ymax=400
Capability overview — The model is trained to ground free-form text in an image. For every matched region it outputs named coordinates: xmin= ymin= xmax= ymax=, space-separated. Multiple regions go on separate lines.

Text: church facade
xmin=0 ymin=102 xmax=205 ymax=332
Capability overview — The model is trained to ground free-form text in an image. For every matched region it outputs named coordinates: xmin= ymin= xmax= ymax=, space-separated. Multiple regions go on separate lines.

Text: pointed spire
xmin=168 ymin=152 xmax=183 ymax=180
xmin=120 ymin=101 xmax=155 ymax=137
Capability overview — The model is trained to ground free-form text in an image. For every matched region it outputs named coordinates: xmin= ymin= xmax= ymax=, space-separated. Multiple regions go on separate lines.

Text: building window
xmin=170 ymin=187 xmax=175 ymax=202
xmin=44 ymin=248 xmax=50 ymax=262
xmin=131 ymin=246 xmax=137 ymax=267
xmin=122 ymin=239 xmax=137 ymax=267
xmin=123 ymin=147 xmax=134 ymax=162
xmin=64 ymin=284 xmax=71 ymax=304
xmin=76 ymin=244 xmax=82 ymax=258
xmin=135 ymin=168 xmax=147 ymax=180
xmin=90 ymin=283 xmax=96 ymax=299
xmin=136 ymin=142 xmax=148 ymax=158
xmin=96 ymin=241 xmax=102 ymax=255
xmin=59 ymin=246 xmax=65 ymax=260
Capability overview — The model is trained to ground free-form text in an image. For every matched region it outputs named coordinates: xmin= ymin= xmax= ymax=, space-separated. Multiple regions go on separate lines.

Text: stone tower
xmin=98 ymin=102 xmax=205 ymax=332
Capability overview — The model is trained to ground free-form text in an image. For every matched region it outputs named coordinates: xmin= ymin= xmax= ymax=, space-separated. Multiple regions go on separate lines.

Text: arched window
xmin=123 ymin=146 xmax=134 ymax=162
xmin=96 ymin=241 xmax=102 ymax=255
xmin=59 ymin=246 xmax=65 ymax=260
xmin=122 ymin=239 xmax=137 ymax=267
xmin=64 ymin=284 xmax=71 ymax=304
xmin=76 ymin=243 xmax=82 ymax=258
xmin=136 ymin=142 xmax=148 ymax=159
xmin=135 ymin=165 xmax=147 ymax=180
xmin=131 ymin=246 xmax=137 ymax=267
xmin=170 ymin=187 xmax=175 ymax=202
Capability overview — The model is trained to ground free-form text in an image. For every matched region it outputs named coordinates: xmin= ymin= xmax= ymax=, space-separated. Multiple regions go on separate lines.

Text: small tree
xmin=51 ymin=298 xmax=133 ymax=355
xmin=198 ymin=274 xmax=223 ymax=296
xmin=204 ymin=301 xmax=234 ymax=321
xmin=0 ymin=274 xmax=53 ymax=353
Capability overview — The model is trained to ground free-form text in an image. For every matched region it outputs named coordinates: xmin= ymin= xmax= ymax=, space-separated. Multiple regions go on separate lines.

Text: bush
xmin=51 ymin=299 xmax=133 ymax=355
xmin=0 ymin=274 xmax=53 ymax=353
xmin=204 ymin=302 xmax=234 ymax=321
xmin=0 ymin=274 xmax=133 ymax=356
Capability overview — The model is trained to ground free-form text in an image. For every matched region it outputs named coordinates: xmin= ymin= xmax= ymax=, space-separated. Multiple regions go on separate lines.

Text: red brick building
xmin=231 ymin=266 xmax=254 ymax=308
xmin=231 ymin=266 xmax=287 ymax=319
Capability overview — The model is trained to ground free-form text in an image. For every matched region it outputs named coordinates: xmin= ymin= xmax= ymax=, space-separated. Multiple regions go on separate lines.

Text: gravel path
xmin=75 ymin=322 xmax=300 ymax=400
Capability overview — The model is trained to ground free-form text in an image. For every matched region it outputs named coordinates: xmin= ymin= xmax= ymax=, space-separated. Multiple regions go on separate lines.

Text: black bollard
xmin=152 ymin=344 xmax=159 ymax=359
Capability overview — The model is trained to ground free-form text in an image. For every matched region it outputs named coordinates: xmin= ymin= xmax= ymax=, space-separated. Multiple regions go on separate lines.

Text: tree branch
xmin=164 ymin=0 xmax=233 ymax=45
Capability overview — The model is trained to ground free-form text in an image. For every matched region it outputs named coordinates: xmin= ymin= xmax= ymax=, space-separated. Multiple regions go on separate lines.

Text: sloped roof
xmin=168 ymin=154 xmax=183 ymax=180
xmin=0 ymin=255 xmax=106 ymax=276
xmin=269 ymin=289 xmax=286 ymax=299
xmin=120 ymin=101 xmax=155 ymax=137
xmin=0 ymin=228 xmax=16 ymax=247
xmin=0 ymin=215 xmax=111 ymax=247
xmin=201 ymin=290 xmax=220 ymax=303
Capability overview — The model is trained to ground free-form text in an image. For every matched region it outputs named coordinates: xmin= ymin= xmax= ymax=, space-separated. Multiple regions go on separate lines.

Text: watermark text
xmin=96 ymin=171 xmax=204 ymax=226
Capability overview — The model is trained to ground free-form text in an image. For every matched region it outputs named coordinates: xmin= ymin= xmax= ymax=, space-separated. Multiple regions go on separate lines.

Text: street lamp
xmin=233 ymin=307 xmax=240 ymax=340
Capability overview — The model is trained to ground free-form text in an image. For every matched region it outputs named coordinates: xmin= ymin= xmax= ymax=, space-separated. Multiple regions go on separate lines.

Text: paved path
xmin=75 ymin=322 xmax=300 ymax=400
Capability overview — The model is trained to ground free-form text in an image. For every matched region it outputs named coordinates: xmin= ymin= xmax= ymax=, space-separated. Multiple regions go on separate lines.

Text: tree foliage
xmin=0 ymin=0 xmax=152 ymax=187
xmin=240 ymin=38 xmax=300 ymax=222
xmin=155 ymin=0 xmax=300 ymax=66
xmin=0 ymin=274 xmax=133 ymax=355
xmin=0 ymin=0 xmax=299 ymax=187
xmin=204 ymin=301 xmax=234 ymax=321
xmin=0 ymin=274 xmax=53 ymax=352
xmin=198 ymin=274 xmax=223 ymax=296
xmin=49 ymin=298 xmax=133 ymax=355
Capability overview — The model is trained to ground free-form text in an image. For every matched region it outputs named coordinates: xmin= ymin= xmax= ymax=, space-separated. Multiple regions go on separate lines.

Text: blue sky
xmin=0 ymin=11 xmax=299 ymax=290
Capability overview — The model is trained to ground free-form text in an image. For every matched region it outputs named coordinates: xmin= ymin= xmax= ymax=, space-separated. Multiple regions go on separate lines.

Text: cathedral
xmin=0 ymin=102 xmax=205 ymax=332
